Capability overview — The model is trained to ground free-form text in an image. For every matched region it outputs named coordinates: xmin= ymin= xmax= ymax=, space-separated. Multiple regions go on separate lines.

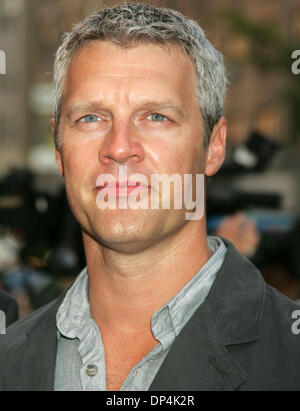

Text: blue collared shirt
xmin=54 ymin=236 xmax=227 ymax=391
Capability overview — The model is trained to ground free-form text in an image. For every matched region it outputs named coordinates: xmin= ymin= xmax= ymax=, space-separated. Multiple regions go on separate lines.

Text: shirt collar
xmin=56 ymin=266 xmax=90 ymax=339
xmin=151 ymin=236 xmax=226 ymax=346
xmin=57 ymin=236 xmax=226 ymax=348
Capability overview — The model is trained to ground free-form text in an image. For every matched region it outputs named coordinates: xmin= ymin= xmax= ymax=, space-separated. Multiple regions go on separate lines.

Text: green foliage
xmin=220 ymin=9 xmax=300 ymax=143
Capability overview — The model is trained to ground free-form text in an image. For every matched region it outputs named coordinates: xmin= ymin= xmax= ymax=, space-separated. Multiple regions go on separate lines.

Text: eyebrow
xmin=63 ymin=99 xmax=185 ymax=121
xmin=64 ymin=102 xmax=107 ymax=121
xmin=138 ymin=100 xmax=185 ymax=120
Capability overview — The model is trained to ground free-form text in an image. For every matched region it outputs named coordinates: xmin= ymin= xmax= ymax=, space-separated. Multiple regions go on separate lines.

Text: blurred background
xmin=0 ymin=0 xmax=300 ymax=318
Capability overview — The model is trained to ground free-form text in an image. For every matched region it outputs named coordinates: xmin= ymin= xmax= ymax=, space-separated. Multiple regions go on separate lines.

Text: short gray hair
xmin=53 ymin=2 xmax=227 ymax=149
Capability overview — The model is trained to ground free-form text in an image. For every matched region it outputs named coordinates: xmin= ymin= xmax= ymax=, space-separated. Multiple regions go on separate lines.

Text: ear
xmin=50 ymin=118 xmax=55 ymax=135
xmin=50 ymin=118 xmax=64 ymax=177
xmin=205 ymin=117 xmax=227 ymax=177
xmin=55 ymin=147 xmax=64 ymax=177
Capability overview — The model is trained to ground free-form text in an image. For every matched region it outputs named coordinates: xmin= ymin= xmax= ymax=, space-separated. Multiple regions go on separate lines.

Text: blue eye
xmin=148 ymin=113 xmax=167 ymax=122
xmin=80 ymin=115 xmax=100 ymax=123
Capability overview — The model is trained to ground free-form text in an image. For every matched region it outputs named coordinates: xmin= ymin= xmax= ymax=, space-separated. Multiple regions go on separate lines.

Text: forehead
xmin=63 ymin=40 xmax=198 ymax=105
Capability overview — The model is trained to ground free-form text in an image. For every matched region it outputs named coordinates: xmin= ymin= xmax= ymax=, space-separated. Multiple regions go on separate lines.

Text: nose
xmin=98 ymin=120 xmax=145 ymax=166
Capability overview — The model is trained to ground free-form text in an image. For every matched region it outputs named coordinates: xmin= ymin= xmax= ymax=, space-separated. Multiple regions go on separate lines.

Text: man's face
xmin=54 ymin=40 xmax=225 ymax=253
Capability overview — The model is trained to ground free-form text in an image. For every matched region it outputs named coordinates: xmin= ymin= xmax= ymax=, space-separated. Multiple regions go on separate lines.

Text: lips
xmin=96 ymin=181 xmax=149 ymax=196
xmin=98 ymin=181 xmax=140 ymax=188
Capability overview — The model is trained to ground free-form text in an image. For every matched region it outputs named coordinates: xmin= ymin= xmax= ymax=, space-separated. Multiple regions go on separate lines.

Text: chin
xmin=83 ymin=207 xmax=187 ymax=254
xmin=94 ymin=229 xmax=158 ymax=255
xmin=87 ymin=209 xmax=161 ymax=254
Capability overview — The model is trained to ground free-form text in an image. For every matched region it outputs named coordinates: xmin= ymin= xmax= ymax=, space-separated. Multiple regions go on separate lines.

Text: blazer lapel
xmin=149 ymin=302 xmax=247 ymax=391
xmin=150 ymin=238 xmax=264 ymax=391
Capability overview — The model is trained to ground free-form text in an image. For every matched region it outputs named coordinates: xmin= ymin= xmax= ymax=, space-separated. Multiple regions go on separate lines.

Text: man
xmin=0 ymin=290 xmax=18 ymax=329
xmin=1 ymin=3 xmax=300 ymax=391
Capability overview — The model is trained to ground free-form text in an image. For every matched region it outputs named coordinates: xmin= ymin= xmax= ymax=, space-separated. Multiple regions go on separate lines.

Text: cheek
xmin=62 ymin=146 xmax=96 ymax=217
xmin=146 ymin=133 xmax=196 ymax=173
xmin=191 ymin=152 xmax=206 ymax=175
xmin=62 ymin=142 xmax=98 ymax=177
xmin=171 ymin=128 xmax=205 ymax=174
xmin=190 ymin=137 xmax=206 ymax=174
xmin=171 ymin=145 xmax=205 ymax=176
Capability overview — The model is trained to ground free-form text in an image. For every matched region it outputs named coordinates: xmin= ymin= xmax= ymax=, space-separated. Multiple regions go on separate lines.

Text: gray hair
xmin=53 ymin=2 xmax=227 ymax=149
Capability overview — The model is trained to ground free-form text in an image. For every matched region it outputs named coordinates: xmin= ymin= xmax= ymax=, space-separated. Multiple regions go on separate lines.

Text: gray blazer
xmin=1 ymin=238 xmax=300 ymax=391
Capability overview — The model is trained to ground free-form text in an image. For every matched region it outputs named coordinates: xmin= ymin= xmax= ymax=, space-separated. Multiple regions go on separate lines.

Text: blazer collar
xmin=150 ymin=238 xmax=265 ymax=390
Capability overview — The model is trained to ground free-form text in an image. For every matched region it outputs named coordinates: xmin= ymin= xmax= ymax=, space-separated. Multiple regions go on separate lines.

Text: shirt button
xmin=134 ymin=368 xmax=140 ymax=378
xmin=86 ymin=364 xmax=98 ymax=377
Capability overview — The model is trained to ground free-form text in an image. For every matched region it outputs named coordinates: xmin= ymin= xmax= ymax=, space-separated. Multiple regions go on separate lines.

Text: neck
xmin=84 ymin=220 xmax=212 ymax=334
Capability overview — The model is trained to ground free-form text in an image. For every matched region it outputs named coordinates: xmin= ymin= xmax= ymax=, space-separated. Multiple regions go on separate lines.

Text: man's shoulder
xmin=0 ymin=296 xmax=60 ymax=356
xmin=212 ymin=238 xmax=300 ymax=346
xmin=245 ymin=283 xmax=300 ymax=388
xmin=207 ymin=240 xmax=300 ymax=389
xmin=263 ymin=280 xmax=300 ymax=332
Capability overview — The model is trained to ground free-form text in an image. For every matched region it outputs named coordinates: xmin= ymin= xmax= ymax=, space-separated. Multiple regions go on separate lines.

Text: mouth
xmin=95 ymin=181 xmax=150 ymax=197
